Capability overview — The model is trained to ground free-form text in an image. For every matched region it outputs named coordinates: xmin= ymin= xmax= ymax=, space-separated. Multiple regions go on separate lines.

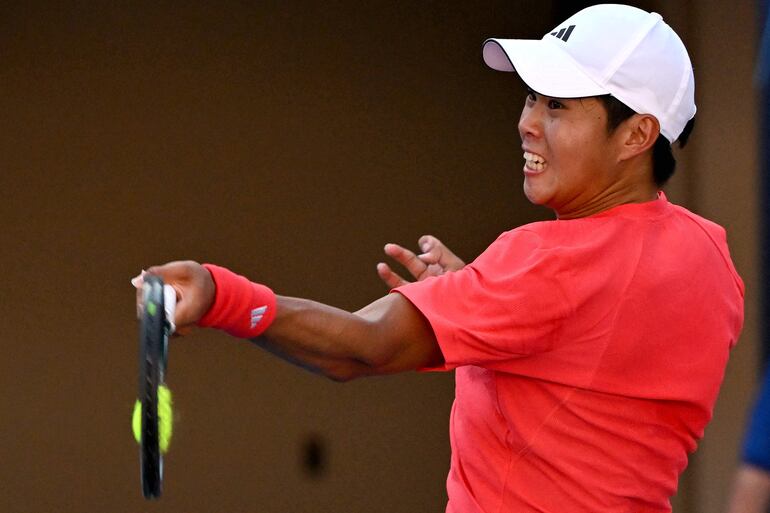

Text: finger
xmin=418 ymin=235 xmax=466 ymax=271
xmin=419 ymin=245 xmax=445 ymax=268
xmin=167 ymin=283 xmax=206 ymax=329
xmin=146 ymin=261 xmax=192 ymax=282
xmin=130 ymin=269 xmax=146 ymax=288
xmin=417 ymin=235 xmax=445 ymax=264
xmin=384 ymin=243 xmax=427 ymax=279
xmin=132 ymin=270 xmax=147 ymax=318
xmin=135 ymin=285 xmax=144 ymax=319
xmin=418 ymin=250 xmax=441 ymax=265
xmin=172 ymin=300 xmax=203 ymax=329
xmin=376 ymin=262 xmax=409 ymax=288
xmin=144 ymin=261 xmax=204 ymax=328
xmin=383 ymin=242 xmax=409 ymax=258
xmin=174 ymin=325 xmax=193 ymax=337
xmin=377 ymin=262 xmax=409 ymax=288
xmin=418 ymin=235 xmax=441 ymax=253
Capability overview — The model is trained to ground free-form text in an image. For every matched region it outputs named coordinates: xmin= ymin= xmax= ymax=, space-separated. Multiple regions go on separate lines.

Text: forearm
xmin=256 ymin=293 xmax=441 ymax=381
xmin=138 ymin=261 xmax=442 ymax=380
xmin=255 ymin=296 xmax=382 ymax=381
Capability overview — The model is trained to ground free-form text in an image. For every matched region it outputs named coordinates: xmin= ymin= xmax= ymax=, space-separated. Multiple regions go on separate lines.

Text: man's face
xmin=518 ymin=91 xmax=625 ymax=218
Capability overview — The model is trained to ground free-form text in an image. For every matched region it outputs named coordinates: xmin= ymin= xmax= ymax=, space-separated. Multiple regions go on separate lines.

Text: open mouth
xmin=523 ymin=151 xmax=547 ymax=172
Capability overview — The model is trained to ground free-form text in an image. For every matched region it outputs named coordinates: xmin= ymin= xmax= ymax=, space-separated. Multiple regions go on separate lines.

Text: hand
xmin=132 ymin=260 xmax=216 ymax=336
xmin=376 ymin=235 xmax=465 ymax=288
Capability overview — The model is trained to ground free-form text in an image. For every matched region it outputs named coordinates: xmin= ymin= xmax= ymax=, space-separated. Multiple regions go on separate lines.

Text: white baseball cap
xmin=482 ymin=4 xmax=696 ymax=143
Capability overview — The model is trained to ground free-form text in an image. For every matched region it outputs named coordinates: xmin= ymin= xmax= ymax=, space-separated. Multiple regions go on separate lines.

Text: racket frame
xmin=138 ymin=275 xmax=169 ymax=499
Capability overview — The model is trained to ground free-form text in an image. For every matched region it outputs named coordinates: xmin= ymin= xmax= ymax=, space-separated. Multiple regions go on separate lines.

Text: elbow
xmin=323 ymin=359 xmax=380 ymax=383
xmin=323 ymin=367 xmax=360 ymax=383
xmin=321 ymin=319 xmax=399 ymax=382
xmin=326 ymin=370 xmax=356 ymax=383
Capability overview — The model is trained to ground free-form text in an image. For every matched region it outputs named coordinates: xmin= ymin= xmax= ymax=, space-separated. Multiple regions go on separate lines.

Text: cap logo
xmin=550 ymin=25 xmax=575 ymax=42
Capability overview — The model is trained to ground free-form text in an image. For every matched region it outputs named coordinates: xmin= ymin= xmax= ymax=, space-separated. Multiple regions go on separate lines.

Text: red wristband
xmin=198 ymin=264 xmax=277 ymax=338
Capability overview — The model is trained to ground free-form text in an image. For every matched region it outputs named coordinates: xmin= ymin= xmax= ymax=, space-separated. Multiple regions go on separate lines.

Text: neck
xmin=555 ymin=182 xmax=659 ymax=220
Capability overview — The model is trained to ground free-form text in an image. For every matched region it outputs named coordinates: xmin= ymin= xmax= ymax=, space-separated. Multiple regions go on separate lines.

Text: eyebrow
xmin=525 ymin=87 xmax=572 ymax=102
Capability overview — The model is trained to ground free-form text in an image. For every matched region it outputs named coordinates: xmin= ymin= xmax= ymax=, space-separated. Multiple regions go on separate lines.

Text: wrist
xmin=198 ymin=264 xmax=277 ymax=338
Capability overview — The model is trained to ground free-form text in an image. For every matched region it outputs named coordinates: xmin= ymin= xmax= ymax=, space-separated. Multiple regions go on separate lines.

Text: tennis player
xmin=136 ymin=5 xmax=745 ymax=512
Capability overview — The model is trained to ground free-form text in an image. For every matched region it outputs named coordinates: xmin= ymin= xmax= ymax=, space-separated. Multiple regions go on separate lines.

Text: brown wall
xmin=0 ymin=1 xmax=758 ymax=512
xmin=660 ymin=1 xmax=760 ymax=512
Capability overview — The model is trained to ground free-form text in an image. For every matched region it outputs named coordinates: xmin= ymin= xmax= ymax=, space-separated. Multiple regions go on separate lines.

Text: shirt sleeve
xmin=394 ymin=228 xmax=573 ymax=371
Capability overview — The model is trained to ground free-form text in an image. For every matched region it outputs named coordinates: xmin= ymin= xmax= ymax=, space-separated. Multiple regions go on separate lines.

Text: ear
xmin=617 ymin=114 xmax=660 ymax=161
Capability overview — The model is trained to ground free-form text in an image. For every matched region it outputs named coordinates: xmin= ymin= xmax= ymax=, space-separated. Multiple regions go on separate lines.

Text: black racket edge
xmin=139 ymin=274 xmax=166 ymax=499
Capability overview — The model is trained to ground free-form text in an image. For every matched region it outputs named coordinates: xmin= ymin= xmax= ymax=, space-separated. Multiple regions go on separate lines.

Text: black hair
xmin=598 ymin=95 xmax=695 ymax=187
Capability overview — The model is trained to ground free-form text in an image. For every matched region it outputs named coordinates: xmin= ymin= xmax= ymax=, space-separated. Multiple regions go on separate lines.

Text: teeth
xmin=523 ymin=151 xmax=546 ymax=171
xmin=523 ymin=151 xmax=545 ymax=164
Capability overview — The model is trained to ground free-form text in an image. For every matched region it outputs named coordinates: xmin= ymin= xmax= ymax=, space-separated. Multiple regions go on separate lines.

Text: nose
xmin=518 ymin=102 xmax=542 ymax=141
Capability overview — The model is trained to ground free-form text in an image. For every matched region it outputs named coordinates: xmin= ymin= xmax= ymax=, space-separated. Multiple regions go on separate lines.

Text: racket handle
xmin=163 ymin=284 xmax=177 ymax=334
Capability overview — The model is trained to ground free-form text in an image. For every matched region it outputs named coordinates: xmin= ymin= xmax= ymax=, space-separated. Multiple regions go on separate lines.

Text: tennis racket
xmin=137 ymin=275 xmax=176 ymax=499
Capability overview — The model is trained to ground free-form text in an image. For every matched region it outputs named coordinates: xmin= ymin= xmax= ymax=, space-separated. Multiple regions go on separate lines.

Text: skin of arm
xmin=258 ymin=293 xmax=443 ymax=381
xmin=726 ymin=465 xmax=770 ymax=513
xmin=258 ymin=235 xmax=464 ymax=379
xmin=142 ymin=260 xmax=444 ymax=382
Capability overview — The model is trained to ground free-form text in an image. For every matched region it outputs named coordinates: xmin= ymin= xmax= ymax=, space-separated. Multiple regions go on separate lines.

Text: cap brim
xmin=482 ymin=38 xmax=608 ymax=99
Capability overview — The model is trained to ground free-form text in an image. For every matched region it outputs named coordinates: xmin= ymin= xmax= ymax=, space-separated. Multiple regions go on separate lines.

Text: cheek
xmin=552 ymin=122 xmax=606 ymax=167
xmin=547 ymin=128 xmax=610 ymax=193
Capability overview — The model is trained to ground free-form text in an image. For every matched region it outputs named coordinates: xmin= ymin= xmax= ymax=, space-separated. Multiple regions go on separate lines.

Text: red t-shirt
xmin=395 ymin=194 xmax=744 ymax=513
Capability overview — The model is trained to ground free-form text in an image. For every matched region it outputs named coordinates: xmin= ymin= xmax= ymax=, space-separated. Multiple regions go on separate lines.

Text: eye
xmin=547 ymin=99 xmax=564 ymax=110
xmin=525 ymin=89 xmax=537 ymax=103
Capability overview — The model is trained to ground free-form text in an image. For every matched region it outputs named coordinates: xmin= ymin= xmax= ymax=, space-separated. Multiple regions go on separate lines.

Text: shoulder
xmin=668 ymin=202 xmax=728 ymax=241
xmin=486 ymin=217 xmax=615 ymax=256
xmin=666 ymin=202 xmax=744 ymax=295
xmin=473 ymin=224 xmax=550 ymax=265
xmin=469 ymin=222 xmax=579 ymax=281
xmin=488 ymin=220 xmax=565 ymax=249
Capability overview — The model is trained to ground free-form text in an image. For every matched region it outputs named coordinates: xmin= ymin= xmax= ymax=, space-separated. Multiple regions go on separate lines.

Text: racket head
xmin=138 ymin=274 xmax=168 ymax=499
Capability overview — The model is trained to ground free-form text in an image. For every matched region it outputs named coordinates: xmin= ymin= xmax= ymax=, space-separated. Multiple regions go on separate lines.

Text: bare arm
xmin=138 ymin=261 xmax=443 ymax=382
xmin=726 ymin=465 xmax=770 ymax=513
xmin=257 ymin=293 xmax=442 ymax=381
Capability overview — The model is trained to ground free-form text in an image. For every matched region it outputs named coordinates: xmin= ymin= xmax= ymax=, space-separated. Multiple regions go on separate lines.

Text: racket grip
xmin=163 ymin=284 xmax=177 ymax=334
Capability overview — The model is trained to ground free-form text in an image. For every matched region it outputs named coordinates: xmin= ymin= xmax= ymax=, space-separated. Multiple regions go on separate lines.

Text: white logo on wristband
xmin=250 ymin=306 xmax=268 ymax=328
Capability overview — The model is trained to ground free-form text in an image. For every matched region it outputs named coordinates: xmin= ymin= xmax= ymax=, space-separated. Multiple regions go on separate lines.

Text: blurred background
xmin=0 ymin=1 xmax=759 ymax=512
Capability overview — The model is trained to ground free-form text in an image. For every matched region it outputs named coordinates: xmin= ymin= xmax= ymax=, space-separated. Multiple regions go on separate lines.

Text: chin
xmin=523 ymin=182 xmax=548 ymax=206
